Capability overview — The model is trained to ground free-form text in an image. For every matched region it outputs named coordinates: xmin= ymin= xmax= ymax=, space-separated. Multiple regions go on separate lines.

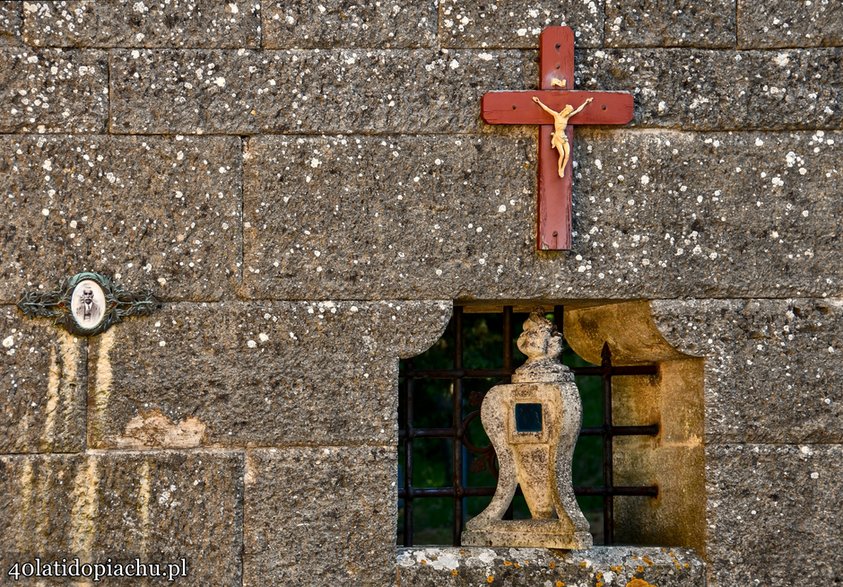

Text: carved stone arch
xmin=564 ymin=301 xmax=706 ymax=552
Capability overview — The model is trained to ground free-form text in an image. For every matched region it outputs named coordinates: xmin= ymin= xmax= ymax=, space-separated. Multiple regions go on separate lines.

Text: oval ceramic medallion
xmin=70 ymin=278 xmax=107 ymax=331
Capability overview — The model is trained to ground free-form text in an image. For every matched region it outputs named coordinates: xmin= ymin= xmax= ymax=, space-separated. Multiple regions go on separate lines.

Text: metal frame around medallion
xmin=17 ymin=271 xmax=160 ymax=336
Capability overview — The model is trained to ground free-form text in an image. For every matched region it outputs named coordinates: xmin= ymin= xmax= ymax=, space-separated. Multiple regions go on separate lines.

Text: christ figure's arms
xmin=569 ymin=97 xmax=593 ymax=117
xmin=532 ymin=96 xmax=559 ymax=117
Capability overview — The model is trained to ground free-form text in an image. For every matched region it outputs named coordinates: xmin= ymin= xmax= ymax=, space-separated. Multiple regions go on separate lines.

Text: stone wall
xmin=0 ymin=1 xmax=840 ymax=585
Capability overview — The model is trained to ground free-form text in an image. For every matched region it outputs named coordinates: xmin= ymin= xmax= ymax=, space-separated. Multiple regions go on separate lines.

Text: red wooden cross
xmin=481 ymin=26 xmax=634 ymax=250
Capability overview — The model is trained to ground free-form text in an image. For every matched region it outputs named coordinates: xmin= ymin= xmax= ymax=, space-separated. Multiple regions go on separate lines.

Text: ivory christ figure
xmin=532 ymin=96 xmax=593 ymax=178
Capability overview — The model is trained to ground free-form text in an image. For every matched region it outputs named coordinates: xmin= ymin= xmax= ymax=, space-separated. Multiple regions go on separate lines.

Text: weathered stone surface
xmin=22 ymin=0 xmax=260 ymax=48
xmin=738 ymin=0 xmax=843 ymax=48
xmin=0 ymin=452 xmax=243 ymax=586
xmin=605 ymin=0 xmax=736 ymax=47
xmin=87 ymin=301 xmax=451 ymax=448
xmin=396 ymin=546 xmax=706 ymax=586
xmin=110 ymin=46 xmax=843 ymax=134
xmin=0 ymin=48 xmax=107 ymax=132
xmin=707 ymin=444 xmax=843 ymax=586
xmin=438 ymin=1 xmax=603 ymax=48
xmin=578 ymin=48 xmax=843 ymax=129
xmin=653 ymin=299 xmax=843 ymax=443
xmin=0 ymin=135 xmax=242 ymax=303
xmin=244 ymin=446 xmax=395 ymax=586
xmin=0 ymin=2 xmax=21 ymax=46
xmin=262 ymin=1 xmax=436 ymax=48
xmin=241 ymin=135 xmax=534 ymax=299
xmin=109 ymin=49 xmax=534 ymax=134
xmin=0 ymin=307 xmax=86 ymax=453
xmin=573 ymin=130 xmax=842 ymax=297
xmin=241 ymin=131 xmax=842 ymax=300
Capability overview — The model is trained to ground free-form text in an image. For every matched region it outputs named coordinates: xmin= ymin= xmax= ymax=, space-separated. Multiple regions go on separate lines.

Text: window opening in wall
xmin=397 ymin=305 xmax=660 ymax=547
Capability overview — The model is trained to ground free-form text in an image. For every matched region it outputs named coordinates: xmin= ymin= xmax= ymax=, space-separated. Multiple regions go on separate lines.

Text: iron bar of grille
xmin=404 ymin=366 xmax=657 ymax=378
xmin=452 ymin=307 xmax=464 ymax=545
xmin=398 ymin=485 xmax=658 ymax=498
xmin=503 ymin=305 xmax=513 ymax=374
xmin=404 ymin=368 xmax=516 ymax=378
xmin=402 ymin=361 xmax=414 ymax=547
xmin=398 ymin=305 xmax=660 ymax=547
xmin=399 ymin=427 xmax=457 ymax=439
xmin=601 ymin=341 xmax=615 ymax=544
xmin=400 ymin=486 xmax=497 ymax=498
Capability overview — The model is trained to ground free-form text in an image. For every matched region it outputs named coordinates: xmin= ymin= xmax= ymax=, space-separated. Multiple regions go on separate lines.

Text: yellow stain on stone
xmin=61 ymin=333 xmax=80 ymax=440
xmin=17 ymin=459 xmax=34 ymax=552
xmin=90 ymin=329 xmax=116 ymax=445
xmin=42 ymin=345 xmax=60 ymax=450
xmin=138 ymin=460 xmax=151 ymax=556
xmin=42 ymin=331 xmax=80 ymax=451
xmin=70 ymin=458 xmax=99 ymax=562
xmin=244 ymin=451 xmax=256 ymax=486
xmin=35 ymin=464 xmax=51 ymax=551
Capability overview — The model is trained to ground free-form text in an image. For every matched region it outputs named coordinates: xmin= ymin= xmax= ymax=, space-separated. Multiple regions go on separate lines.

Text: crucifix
xmin=481 ymin=26 xmax=634 ymax=250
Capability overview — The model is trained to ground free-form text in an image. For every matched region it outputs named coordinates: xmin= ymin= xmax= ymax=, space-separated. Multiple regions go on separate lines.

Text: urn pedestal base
xmin=462 ymin=520 xmax=592 ymax=550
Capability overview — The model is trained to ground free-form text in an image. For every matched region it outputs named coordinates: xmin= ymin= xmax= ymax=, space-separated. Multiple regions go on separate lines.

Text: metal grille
xmin=397 ymin=305 xmax=659 ymax=546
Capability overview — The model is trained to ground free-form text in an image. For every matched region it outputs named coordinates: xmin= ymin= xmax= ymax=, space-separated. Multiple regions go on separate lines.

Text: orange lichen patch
xmin=556 ymin=581 xmax=566 ymax=587
xmin=504 ymin=560 xmax=513 ymax=566
xmin=579 ymin=561 xmax=588 ymax=569
xmin=667 ymin=551 xmax=682 ymax=570
xmin=626 ymin=579 xmax=658 ymax=587
xmin=596 ymin=570 xmax=605 ymax=587
xmin=487 ymin=575 xmax=495 ymax=583
xmin=610 ymin=565 xmax=623 ymax=573
xmin=642 ymin=556 xmax=654 ymax=566
xmin=451 ymin=569 xmax=459 ymax=577
xmin=513 ymin=562 xmax=521 ymax=569
xmin=636 ymin=565 xmax=644 ymax=573
xmin=549 ymin=562 xmax=556 ymax=570
xmin=420 ymin=560 xmax=427 ymax=565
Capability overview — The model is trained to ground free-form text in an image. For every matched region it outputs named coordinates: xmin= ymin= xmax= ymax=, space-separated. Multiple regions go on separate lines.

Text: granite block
xmin=0 ymin=135 xmax=242 ymax=302
xmin=22 ymin=0 xmax=260 ymax=48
